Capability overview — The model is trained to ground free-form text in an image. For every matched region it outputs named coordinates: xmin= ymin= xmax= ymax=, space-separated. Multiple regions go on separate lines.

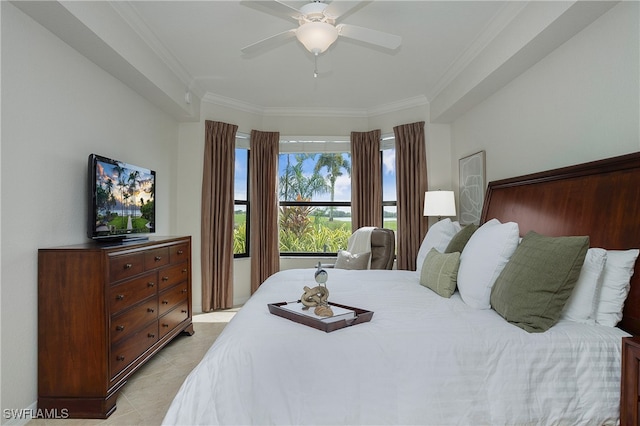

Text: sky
xmin=96 ymin=158 xmax=155 ymax=209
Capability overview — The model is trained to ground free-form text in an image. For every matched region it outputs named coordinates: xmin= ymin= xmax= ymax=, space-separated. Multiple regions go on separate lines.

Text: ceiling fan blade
xmin=241 ymin=29 xmax=297 ymax=55
xmin=241 ymin=0 xmax=302 ymax=22
xmin=336 ymin=24 xmax=401 ymax=50
xmin=323 ymin=1 xmax=369 ymax=21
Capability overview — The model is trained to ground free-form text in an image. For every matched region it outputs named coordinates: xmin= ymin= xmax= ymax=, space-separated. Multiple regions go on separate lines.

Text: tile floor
xmin=27 ymin=308 xmax=239 ymax=426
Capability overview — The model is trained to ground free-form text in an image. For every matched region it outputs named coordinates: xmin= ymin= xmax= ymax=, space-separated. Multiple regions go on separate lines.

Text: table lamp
xmin=423 ymin=191 xmax=456 ymax=221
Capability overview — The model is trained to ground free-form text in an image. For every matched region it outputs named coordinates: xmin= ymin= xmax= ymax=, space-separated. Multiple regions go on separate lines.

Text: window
xmin=278 ymin=139 xmax=352 ymax=255
xmin=381 ymin=135 xmax=397 ymax=232
xmin=233 ymin=136 xmax=250 ymax=257
xmin=235 ymin=136 xmax=396 ymax=257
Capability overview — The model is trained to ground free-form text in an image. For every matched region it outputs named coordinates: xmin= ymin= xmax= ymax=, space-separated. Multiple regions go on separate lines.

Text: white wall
xmin=451 ymin=1 xmax=640 ymax=186
xmin=1 ymin=3 xmax=180 ymax=420
xmin=6 ymin=0 xmax=634 ymax=419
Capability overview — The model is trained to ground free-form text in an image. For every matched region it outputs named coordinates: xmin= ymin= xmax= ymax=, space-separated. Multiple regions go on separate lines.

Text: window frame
xmin=278 ymin=140 xmax=353 ymax=256
xmin=233 ymin=134 xmax=250 ymax=258
xmin=381 ymin=133 xmax=397 ymax=227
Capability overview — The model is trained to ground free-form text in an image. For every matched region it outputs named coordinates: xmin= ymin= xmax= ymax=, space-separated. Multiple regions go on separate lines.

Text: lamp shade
xmin=424 ymin=191 xmax=456 ymax=217
xmin=295 ymin=22 xmax=339 ymax=54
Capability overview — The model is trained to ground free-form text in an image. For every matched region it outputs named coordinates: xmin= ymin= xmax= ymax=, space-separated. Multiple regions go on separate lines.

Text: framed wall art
xmin=458 ymin=150 xmax=486 ymax=225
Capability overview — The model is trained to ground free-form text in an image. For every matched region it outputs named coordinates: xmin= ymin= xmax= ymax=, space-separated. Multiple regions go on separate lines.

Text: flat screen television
xmin=88 ymin=154 xmax=155 ymax=242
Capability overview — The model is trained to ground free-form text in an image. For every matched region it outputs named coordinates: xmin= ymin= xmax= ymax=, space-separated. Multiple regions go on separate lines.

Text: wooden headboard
xmin=480 ymin=152 xmax=640 ymax=335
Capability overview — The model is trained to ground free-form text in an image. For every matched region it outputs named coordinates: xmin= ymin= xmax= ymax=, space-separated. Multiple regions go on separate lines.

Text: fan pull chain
xmin=314 ymin=52 xmax=318 ymax=78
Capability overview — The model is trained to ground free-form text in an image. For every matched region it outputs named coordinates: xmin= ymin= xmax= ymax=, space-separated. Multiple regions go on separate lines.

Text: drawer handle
xmin=182 ymin=268 xmax=188 ymax=273
xmin=162 ymin=323 xmax=169 ymax=328
xmin=154 ymin=256 xmax=162 ymax=261
xmin=147 ymin=308 xmax=155 ymax=313
xmin=147 ymin=282 xmax=155 ymax=287
xmin=116 ymin=355 xmax=125 ymax=361
xmin=162 ymin=276 xmax=169 ymax=281
xmin=181 ymin=309 xmax=188 ymax=314
xmin=177 ymin=250 xmax=184 ymax=255
xmin=162 ymin=300 xmax=169 ymax=305
xmin=124 ymin=263 xmax=132 ymax=269
xmin=148 ymin=333 xmax=156 ymax=338
xmin=116 ymin=294 xmax=125 ymax=300
xmin=181 ymin=288 xmax=188 ymax=294
xmin=115 ymin=325 xmax=125 ymax=331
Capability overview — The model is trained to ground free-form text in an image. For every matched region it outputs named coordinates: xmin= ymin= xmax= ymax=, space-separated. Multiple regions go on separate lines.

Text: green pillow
xmin=490 ymin=231 xmax=589 ymax=333
xmin=420 ymin=248 xmax=461 ymax=298
xmin=445 ymin=224 xmax=478 ymax=253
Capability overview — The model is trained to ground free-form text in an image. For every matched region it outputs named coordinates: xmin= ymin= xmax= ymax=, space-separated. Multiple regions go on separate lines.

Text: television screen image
xmin=88 ymin=154 xmax=155 ymax=241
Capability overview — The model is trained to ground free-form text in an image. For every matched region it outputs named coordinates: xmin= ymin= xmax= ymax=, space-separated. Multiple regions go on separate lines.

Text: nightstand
xmin=621 ymin=336 xmax=640 ymax=425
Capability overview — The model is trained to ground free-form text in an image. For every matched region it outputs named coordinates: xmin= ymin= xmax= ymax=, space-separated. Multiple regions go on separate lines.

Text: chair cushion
xmin=370 ymin=228 xmax=396 ymax=270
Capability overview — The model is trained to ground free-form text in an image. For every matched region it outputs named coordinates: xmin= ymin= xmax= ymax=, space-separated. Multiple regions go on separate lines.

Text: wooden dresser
xmin=37 ymin=236 xmax=194 ymax=418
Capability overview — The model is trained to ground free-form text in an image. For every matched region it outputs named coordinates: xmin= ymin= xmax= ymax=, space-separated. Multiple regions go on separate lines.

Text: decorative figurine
xmin=314 ymin=261 xmax=328 ymax=285
xmin=300 ymin=263 xmax=333 ymax=317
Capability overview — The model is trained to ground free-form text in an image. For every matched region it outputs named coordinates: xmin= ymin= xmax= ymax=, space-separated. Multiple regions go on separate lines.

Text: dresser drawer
xmin=170 ymin=243 xmax=190 ymax=263
xmin=109 ymin=272 xmax=157 ymax=313
xmin=110 ymin=297 xmax=158 ymax=344
xmin=110 ymin=322 xmax=158 ymax=379
xmin=159 ymin=301 xmax=189 ymax=339
xmin=158 ymin=261 xmax=189 ymax=290
xmin=159 ymin=284 xmax=189 ymax=316
xmin=109 ymin=252 xmax=145 ymax=282
xmin=144 ymin=247 xmax=170 ymax=270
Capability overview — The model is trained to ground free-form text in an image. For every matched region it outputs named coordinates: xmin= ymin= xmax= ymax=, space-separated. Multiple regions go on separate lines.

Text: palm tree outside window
xmin=278 ymin=151 xmax=352 ymax=255
xmin=313 ymin=153 xmax=351 ymax=222
xmin=274 ymin=136 xmax=352 ymax=254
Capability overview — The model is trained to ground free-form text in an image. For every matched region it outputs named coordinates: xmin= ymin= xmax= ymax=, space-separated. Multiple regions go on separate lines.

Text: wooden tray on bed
xmin=268 ymin=301 xmax=374 ymax=332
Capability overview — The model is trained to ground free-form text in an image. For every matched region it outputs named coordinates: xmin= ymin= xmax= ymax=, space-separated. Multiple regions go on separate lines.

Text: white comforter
xmin=163 ymin=269 xmax=628 ymax=425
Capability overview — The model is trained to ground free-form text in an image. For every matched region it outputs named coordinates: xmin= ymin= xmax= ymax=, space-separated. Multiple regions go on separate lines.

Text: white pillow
xmin=561 ymin=248 xmax=607 ymax=324
xmin=457 ymin=218 xmax=520 ymax=309
xmin=416 ymin=218 xmax=458 ymax=275
xmin=334 ymin=250 xmax=371 ymax=270
xmin=595 ymin=249 xmax=640 ymax=327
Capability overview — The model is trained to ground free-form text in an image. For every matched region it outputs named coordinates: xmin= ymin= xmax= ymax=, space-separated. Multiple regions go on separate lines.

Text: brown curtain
xmin=394 ymin=122 xmax=428 ymax=270
xmin=350 ymin=129 xmax=382 ymax=231
xmin=250 ymin=130 xmax=281 ymax=293
xmin=201 ymin=120 xmax=237 ymax=311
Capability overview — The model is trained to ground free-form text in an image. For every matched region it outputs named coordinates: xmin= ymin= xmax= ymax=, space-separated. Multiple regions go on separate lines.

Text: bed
xmin=163 ymin=152 xmax=640 ymax=425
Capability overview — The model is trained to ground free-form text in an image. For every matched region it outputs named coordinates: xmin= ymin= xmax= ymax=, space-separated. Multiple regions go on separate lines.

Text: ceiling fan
xmin=241 ymin=1 xmax=402 ymax=57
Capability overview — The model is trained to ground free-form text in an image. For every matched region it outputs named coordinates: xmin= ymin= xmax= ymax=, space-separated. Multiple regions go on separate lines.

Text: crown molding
xmin=202 ymin=92 xmax=428 ymax=118
xmin=108 ymin=1 xmax=204 ymax=98
xmin=201 ymin=93 xmax=266 ymax=115
xmin=202 ymin=91 xmax=368 ymax=117
xmin=366 ymin=95 xmax=429 ymax=117
xmin=262 ymin=106 xmax=369 ymax=118
xmin=428 ymin=1 xmax=528 ymax=101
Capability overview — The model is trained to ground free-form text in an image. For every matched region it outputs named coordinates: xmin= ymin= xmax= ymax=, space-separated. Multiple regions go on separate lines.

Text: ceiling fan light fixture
xmin=296 ymin=22 xmax=338 ymax=54
xmin=299 ymin=1 xmax=329 ymax=22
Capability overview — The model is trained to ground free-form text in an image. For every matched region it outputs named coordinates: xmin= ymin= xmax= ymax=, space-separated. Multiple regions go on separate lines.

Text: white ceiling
xmin=12 ymin=1 xmax=619 ymax=121
xmin=123 ymin=1 xmax=507 ymax=111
